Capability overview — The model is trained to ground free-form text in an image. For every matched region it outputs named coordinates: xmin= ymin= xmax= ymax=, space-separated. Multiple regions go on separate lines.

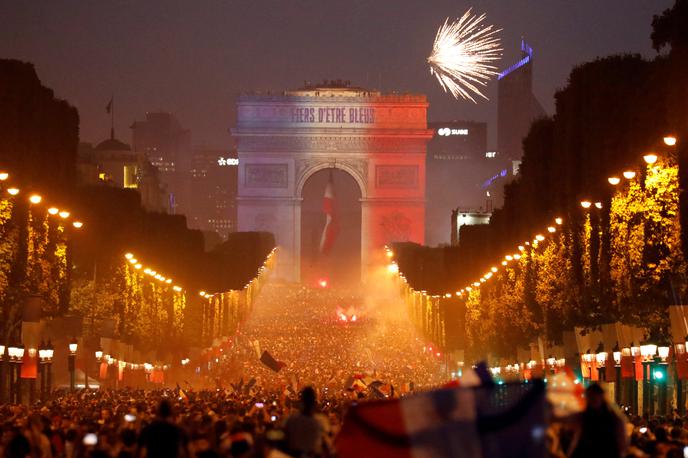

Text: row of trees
xmin=396 ymin=0 xmax=688 ymax=358
xmin=0 ymin=59 xmax=277 ymax=358
xmin=0 ymin=198 xmax=71 ymax=341
xmin=464 ymin=157 xmax=683 ymax=360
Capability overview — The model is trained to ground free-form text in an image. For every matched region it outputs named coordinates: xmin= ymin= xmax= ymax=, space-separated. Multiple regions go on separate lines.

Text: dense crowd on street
xmin=4 ymin=284 xmax=688 ymax=457
xmin=209 ymin=283 xmax=445 ymax=393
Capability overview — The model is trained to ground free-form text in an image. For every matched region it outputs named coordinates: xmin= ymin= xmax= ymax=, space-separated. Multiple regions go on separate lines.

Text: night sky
xmin=0 ymin=1 xmax=671 ymax=149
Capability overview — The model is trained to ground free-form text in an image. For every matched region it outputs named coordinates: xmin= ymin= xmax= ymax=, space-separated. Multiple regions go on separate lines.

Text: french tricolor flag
xmin=319 ymin=172 xmax=339 ymax=255
xmin=336 ymin=380 xmax=546 ymax=457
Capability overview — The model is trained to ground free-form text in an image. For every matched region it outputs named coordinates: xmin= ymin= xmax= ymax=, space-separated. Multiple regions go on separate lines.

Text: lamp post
xmin=0 ymin=344 xmax=6 ymax=403
xmin=581 ymin=351 xmax=594 ymax=386
xmin=8 ymin=344 xmax=24 ymax=404
xmin=657 ymin=345 xmax=670 ymax=415
xmin=676 ymin=342 xmax=686 ymax=415
xmin=612 ymin=348 xmax=630 ymax=405
xmin=640 ymin=343 xmax=657 ymax=414
xmin=68 ymin=338 xmax=77 ymax=392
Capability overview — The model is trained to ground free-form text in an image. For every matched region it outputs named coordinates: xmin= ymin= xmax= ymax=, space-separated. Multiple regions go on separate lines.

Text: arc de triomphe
xmin=232 ymin=83 xmax=433 ymax=282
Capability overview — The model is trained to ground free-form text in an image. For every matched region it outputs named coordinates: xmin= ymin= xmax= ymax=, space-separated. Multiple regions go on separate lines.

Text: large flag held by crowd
xmin=336 ymin=379 xmax=547 ymax=458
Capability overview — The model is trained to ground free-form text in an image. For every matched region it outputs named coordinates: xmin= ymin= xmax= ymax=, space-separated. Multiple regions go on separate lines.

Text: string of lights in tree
xmin=453 ymin=135 xmax=677 ymax=299
xmin=0 ymin=171 xmax=84 ymax=229
xmin=123 ymin=252 xmax=183 ymax=292
xmin=198 ymin=247 xmax=277 ymax=299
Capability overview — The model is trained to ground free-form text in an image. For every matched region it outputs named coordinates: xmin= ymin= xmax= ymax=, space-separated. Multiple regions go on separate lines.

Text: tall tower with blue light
xmin=497 ymin=39 xmax=545 ymax=162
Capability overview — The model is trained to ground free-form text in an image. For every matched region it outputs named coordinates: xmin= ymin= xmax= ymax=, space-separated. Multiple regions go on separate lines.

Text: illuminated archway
xmin=300 ymin=168 xmax=362 ymax=287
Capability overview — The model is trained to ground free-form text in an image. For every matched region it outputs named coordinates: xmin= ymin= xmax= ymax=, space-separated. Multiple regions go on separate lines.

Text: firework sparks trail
xmin=428 ymin=9 xmax=502 ymax=103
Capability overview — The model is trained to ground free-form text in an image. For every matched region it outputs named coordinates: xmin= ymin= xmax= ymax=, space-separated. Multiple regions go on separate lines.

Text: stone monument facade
xmin=232 ymin=82 xmax=432 ymax=282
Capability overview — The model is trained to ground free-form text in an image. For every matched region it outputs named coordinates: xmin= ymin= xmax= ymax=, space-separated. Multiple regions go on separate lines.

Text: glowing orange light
xmin=59 ymin=211 xmax=70 ymax=219
xmin=0 ymin=172 xmax=8 ymax=181
xmin=594 ymin=202 xmax=603 ymax=209
xmin=580 ymin=201 xmax=592 ymax=209
xmin=48 ymin=207 xmax=59 ymax=215
xmin=72 ymin=221 xmax=83 ymax=229
xmin=547 ymin=226 xmax=556 ymax=233
xmin=318 ymin=278 xmax=328 ymax=288
xmin=7 ymin=188 xmax=19 ymax=196
xmin=607 ymin=177 xmax=620 ymax=185
xmin=29 ymin=194 xmax=42 ymax=204
xmin=623 ymin=171 xmax=636 ymax=180
xmin=125 ymin=253 xmax=134 ymax=260
xmin=664 ymin=136 xmax=677 ymax=146
xmin=643 ymin=153 xmax=658 ymax=164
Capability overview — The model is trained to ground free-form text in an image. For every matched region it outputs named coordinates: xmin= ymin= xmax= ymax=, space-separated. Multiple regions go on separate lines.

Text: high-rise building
xmin=130 ymin=112 xmax=191 ymax=214
xmin=186 ymin=148 xmax=238 ymax=239
xmin=497 ymin=39 xmax=546 ymax=161
xmin=425 ymin=121 xmax=505 ymax=246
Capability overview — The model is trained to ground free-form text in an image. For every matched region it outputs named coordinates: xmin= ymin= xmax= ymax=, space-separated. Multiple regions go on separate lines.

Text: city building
xmin=130 ymin=112 xmax=191 ymax=214
xmin=425 ymin=121 xmax=505 ymax=246
xmin=450 ymin=209 xmax=491 ymax=246
xmin=77 ymin=133 xmax=167 ymax=212
xmin=186 ymin=147 xmax=238 ymax=240
xmin=232 ymin=80 xmax=432 ymax=283
xmin=497 ymin=39 xmax=546 ymax=161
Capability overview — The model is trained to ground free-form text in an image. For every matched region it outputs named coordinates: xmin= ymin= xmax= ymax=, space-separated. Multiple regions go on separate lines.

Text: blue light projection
xmin=497 ymin=39 xmax=533 ymax=80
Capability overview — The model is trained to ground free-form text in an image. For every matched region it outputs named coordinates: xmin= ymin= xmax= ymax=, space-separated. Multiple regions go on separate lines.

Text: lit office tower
xmin=131 ymin=112 xmax=191 ymax=214
xmin=187 ymin=148 xmax=238 ymax=240
xmin=497 ymin=39 xmax=545 ymax=162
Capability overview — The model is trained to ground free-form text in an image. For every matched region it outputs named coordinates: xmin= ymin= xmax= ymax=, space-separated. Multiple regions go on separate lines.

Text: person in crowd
xmin=568 ymin=383 xmax=628 ymax=458
xmin=137 ymin=399 xmax=189 ymax=458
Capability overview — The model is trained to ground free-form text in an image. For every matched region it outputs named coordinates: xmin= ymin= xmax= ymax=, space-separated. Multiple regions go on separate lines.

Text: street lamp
xmin=608 ymin=176 xmax=621 ymax=185
xmin=623 ymin=171 xmax=636 ymax=180
xmin=8 ymin=344 xmax=24 ymax=404
xmin=643 ymin=154 xmax=658 ymax=165
xmin=45 ymin=341 xmax=53 ymax=399
xmin=663 ymin=136 xmax=677 ymax=147
xmin=0 ymin=343 xmax=6 ymax=403
xmin=580 ymin=201 xmax=592 ymax=209
xmin=68 ymin=338 xmax=77 ymax=392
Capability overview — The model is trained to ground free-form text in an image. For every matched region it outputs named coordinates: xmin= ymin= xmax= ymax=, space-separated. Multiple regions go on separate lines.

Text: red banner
xmin=20 ymin=353 xmax=37 ymax=379
xmin=621 ymin=356 xmax=634 ymax=378
xmin=677 ymin=354 xmax=688 ymax=380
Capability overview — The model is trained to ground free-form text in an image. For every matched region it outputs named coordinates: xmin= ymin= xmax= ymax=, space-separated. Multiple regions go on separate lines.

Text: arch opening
xmin=300 ymin=168 xmax=362 ymax=287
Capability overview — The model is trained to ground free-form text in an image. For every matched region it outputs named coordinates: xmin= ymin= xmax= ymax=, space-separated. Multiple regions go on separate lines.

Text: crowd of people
xmin=3 ymin=283 xmax=687 ymax=457
xmin=208 ymin=283 xmax=445 ymax=394
xmin=0 ymin=283 xmax=447 ymax=457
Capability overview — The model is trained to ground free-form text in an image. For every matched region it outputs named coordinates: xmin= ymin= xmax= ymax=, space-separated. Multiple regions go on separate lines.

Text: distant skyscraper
xmin=497 ymin=39 xmax=545 ymax=161
xmin=426 ymin=121 xmax=503 ymax=246
xmin=131 ymin=112 xmax=191 ymax=214
xmin=187 ymin=148 xmax=238 ymax=239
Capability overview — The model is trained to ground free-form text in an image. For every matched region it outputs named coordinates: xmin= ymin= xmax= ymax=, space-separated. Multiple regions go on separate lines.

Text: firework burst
xmin=428 ymin=9 xmax=502 ymax=102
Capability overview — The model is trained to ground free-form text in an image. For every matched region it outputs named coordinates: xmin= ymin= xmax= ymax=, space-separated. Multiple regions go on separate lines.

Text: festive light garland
xmin=0 ymin=171 xmax=85 ymax=229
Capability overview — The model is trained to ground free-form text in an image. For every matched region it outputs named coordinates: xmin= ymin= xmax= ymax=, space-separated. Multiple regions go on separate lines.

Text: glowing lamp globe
xmin=608 ymin=177 xmax=621 ymax=185
xmin=643 ymin=154 xmax=658 ymax=165
xmin=48 ymin=207 xmax=59 ymax=215
xmin=580 ymin=201 xmax=592 ymax=209
xmin=7 ymin=188 xmax=19 ymax=196
xmin=29 ymin=194 xmax=42 ymax=204
xmin=664 ymin=136 xmax=677 ymax=146
xmin=623 ymin=171 xmax=636 ymax=180
xmin=0 ymin=172 xmax=8 ymax=181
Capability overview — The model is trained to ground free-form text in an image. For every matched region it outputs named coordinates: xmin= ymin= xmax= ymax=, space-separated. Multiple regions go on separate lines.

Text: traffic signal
xmin=653 ymin=365 xmax=668 ymax=382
